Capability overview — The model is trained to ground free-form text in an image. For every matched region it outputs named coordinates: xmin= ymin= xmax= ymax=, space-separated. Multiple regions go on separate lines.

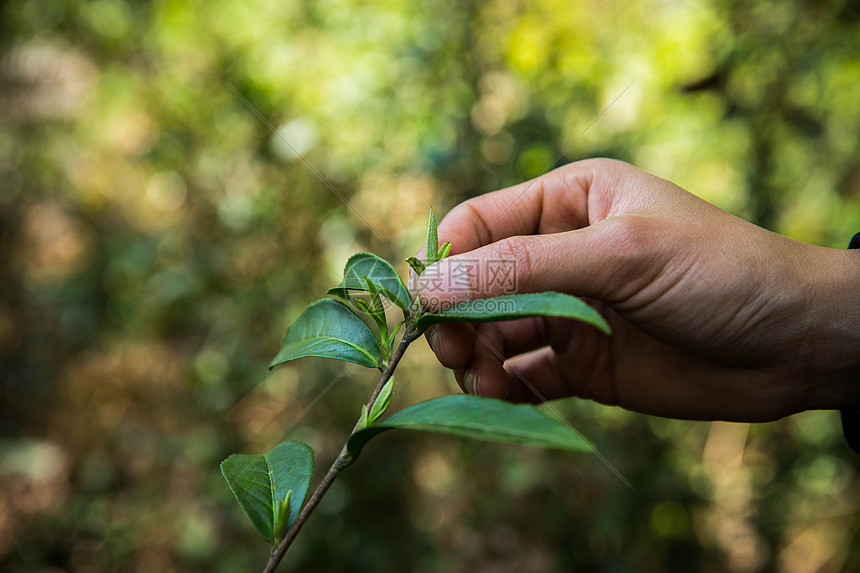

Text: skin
xmin=415 ymin=159 xmax=860 ymax=422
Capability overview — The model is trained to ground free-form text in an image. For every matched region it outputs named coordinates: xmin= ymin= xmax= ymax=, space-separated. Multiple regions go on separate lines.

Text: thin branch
xmin=262 ymin=327 xmax=419 ymax=573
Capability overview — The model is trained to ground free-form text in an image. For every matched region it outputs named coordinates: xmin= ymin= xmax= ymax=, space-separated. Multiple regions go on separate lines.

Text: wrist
xmin=801 ymin=245 xmax=860 ymax=411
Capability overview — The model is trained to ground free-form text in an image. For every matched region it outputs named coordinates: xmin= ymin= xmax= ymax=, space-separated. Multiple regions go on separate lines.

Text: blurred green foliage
xmin=1 ymin=0 xmax=858 ymax=571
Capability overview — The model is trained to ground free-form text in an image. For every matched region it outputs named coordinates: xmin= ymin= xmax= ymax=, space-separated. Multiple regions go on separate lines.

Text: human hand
xmin=415 ymin=159 xmax=860 ymax=422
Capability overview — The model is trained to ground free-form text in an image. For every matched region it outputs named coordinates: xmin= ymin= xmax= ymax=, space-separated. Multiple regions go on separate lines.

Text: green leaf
xmin=426 ymin=208 xmax=439 ymax=264
xmin=366 ymin=277 xmax=388 ymax=327
xmin=386 ymin=321 xmax=404 ymax=352
xmin=270 ymin=299 xmax=382 ymax=369
xmin=415 ymin=292 xmax=611 ymax=334
xmin=347 ymin=395 xmax=591 ymax=459
xmin=437 ymin=241 xmax=451 ymax=260
xmin=405 ymin=256 xmax=426 ymax=276
xmin=220 ymin=441 xmax=314 ymax=543
xmin=358 ymin=404 xmax=369 ymax=431
xmin=365 ymin=276 xmax=384 ymax=315
xmin=368 ymin=376 xmax=394 ymax=423
xmin=327 ymin=252 xmax=412 ymax=312
xmin=353 ymin=298 xmax=374 ymax=315
xmin=272 ymin=492 xmax=291 ymax=541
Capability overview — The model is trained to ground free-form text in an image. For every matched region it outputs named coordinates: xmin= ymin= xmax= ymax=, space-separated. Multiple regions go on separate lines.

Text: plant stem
xmin=262 ymin=327 xmax=418 ymax=573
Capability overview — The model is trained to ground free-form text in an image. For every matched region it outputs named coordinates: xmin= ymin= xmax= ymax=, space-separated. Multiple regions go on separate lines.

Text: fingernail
xmin=464 ymin=369 xmax=480 ymax=395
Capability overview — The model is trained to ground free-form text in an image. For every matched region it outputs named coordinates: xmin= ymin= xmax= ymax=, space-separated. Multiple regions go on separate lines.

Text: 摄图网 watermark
xmin=418 ymin=258 xmax=517 ymax=312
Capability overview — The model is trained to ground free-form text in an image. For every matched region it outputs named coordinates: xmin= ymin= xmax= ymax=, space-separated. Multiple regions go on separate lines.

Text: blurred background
xmin=1 ymin=0 xmax=859 ymax=571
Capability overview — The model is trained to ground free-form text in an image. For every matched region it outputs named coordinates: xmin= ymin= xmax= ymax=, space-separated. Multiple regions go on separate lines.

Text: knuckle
xmin=588 ymin=157 xmax=627 ymax=170
xmin=606 ymin=216 xmax=654 ymax=253
xmin=600 ymin=216 xmax=662 ymax=293
xmin=577 ymin=157 xmax=630 ymax=175
xmin=456 ymin=199 xmax=493 ymax=250
xmin=490 ymin=235 xmax=534 ymax=291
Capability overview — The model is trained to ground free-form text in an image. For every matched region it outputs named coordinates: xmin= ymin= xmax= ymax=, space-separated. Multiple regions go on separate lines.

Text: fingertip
xmin=433 ymin=323 xmax=475 ymax=369
xmin=469 ymin=361 xmax=511 ymax=400
xmin=415 ymin=258 xmax=473 ymax=310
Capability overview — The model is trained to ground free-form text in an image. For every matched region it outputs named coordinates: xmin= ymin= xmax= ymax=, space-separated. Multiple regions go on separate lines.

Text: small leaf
xmin=365 ymin=277 xmax=389 ymax=332
xmin=358 ymin=404 xmax=369 ymax=431
xmin=221 ymin=441 xmax=314 ymax=543
xmin=405 ymin=256 xmax=426 ymax=276
xmin=353 ymin=298 xmax=374 ymax=315
xmin=368 ymin=377 xmax=394 ymax=423
xmin=426 ymin=208 xmax=439 ymax=264
xmin=272 ymin=491 xmax=291 ymax=542
xmin=347 ymin=395 xmax=591 ymax=459
xmin=437 ymin=241 xmax=451 ymax=260
xmin=416 ymin=292 xmax=611 ymax=335
xmin=270 ymin=299 xmax=382 ymax=369
xmin=386 ymin=321 xmax=404 ymax=352
xmin=327 ymin=253 xmax=412 ymax=312
xmin=365 ymin=276 xmax=384 ymax=315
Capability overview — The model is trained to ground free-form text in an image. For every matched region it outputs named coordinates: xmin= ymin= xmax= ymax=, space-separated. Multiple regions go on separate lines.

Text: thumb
xmin=415 ymin=218 xmax=652 ymax=310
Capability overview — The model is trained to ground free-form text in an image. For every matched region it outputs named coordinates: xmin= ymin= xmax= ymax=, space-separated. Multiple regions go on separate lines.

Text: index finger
xmin=437 ymin=158 xmax=617 ymax=255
